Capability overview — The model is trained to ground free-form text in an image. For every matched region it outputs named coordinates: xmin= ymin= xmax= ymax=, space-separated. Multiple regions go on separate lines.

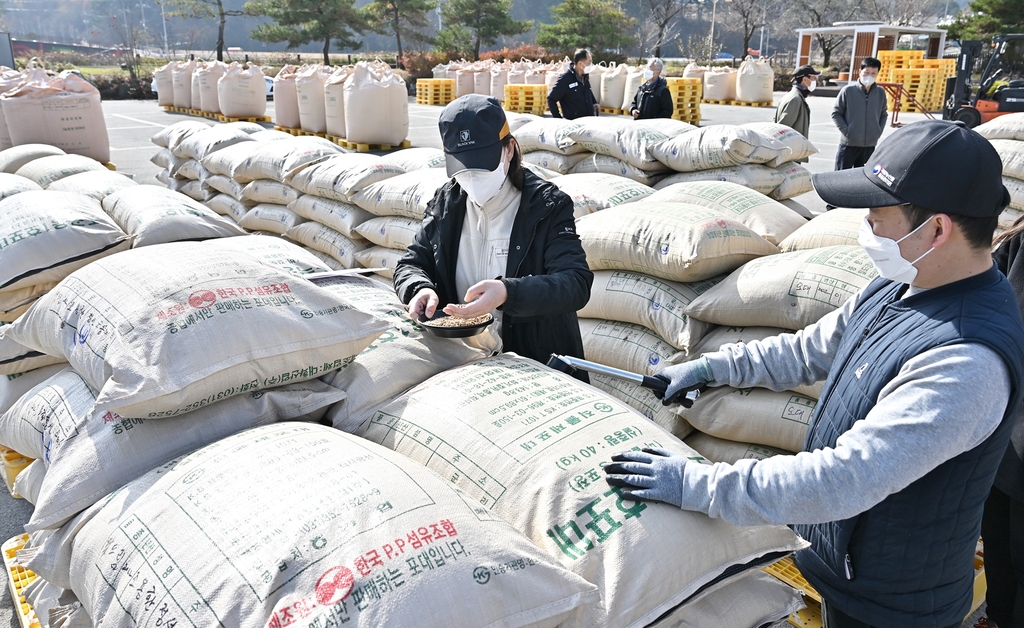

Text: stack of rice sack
xmin=667 ymin=208 xmax=876 ymax=463
xmin=976 ymin=113 xmax=1024 ymax=231
xmin=274 ymin=61 xmax=409 ymax=148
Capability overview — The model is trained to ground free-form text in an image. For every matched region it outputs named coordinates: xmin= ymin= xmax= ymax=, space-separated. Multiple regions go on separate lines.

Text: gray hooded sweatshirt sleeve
xmin=680 ymin=287 xmax=1011 ymax=527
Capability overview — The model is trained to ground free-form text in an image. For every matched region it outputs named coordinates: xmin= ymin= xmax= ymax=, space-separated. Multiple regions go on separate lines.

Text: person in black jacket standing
xmin=547 ymin=49 xmax=599 ymax=119
xmin=629 ymin=58 xmax=674 ymax=120
xmin=394 ymin=94 xmax=593 ymax=375
xmin=988 ymin=220 xmax=1024 ymax=628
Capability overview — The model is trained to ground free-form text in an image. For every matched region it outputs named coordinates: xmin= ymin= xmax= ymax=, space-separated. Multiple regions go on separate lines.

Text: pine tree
xmin=365 ymin=0 xmax=435 ymax=65
xmin=536 ymin=0 xmax=635 ymax=58
xmin=439 ymin=0 xmax=531 ymax=60
xmin=244 ymin=0 xmax=366 ymax=65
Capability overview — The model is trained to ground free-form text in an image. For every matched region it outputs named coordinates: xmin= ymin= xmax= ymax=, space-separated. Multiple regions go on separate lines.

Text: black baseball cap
xmin=793 ymin=65 xmax=821 ymax=80
xmin=438 ymin=94 xmax=511 ymax=177
xmin=812 ymin=120 xmax=1010 ymax=217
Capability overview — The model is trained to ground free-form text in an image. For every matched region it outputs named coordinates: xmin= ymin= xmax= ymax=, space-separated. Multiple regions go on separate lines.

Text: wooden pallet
xmin=103 ymin=162 xmax=117 ymax=171
xmin=296 ymin=129 xmax=327 ymax=138
xmin=702 ymin=99 xmax=773 ymax=107
xmin=218 ymin=114 xmax=271 ymax=123
xmin=600 ymin=107 xmax=626 ymax=115
xmin=273 ymin=126 xmax=302 ymax=136
xmin=3 ymin=534 xmax=39 ymax=628
xmin=503 ymin=105 xmax=546 ymax=115
xmin=333 ymin=138 xmax=412 ymax=152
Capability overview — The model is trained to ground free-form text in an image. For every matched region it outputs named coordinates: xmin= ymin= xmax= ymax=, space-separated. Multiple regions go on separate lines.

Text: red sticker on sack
xmin=188 ymin=290 xmax=217 ymax=309
xmin=315 ymin=566 xmax=354 ymax=606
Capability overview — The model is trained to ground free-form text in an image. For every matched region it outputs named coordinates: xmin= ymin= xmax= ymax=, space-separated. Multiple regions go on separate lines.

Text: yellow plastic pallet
xmin=334 ymin=138 xmax=411 ymax=152
xmin=3 ymin=534 xmax=40 ymax=628
xmin=503 ymin=105 xmax=546 ymax=115
xmin=702 ymin=99 xmax=772 ymax=107
xmin=0 ymin=446 xmax=32 ymax=499
xmin=217 ymin=114 xmax=271 ymax=123
xmin=273 ymin=126 xmax=302 ymax=136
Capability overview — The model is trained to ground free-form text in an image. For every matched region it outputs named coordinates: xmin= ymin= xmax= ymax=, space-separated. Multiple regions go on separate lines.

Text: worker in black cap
xmin=394 ymin=94 xmax=593 ymax=377
xmin=605 ymin=120 xmax=1024 ymax=628
xmin=774 ymin=64 xmax=820 ymax=146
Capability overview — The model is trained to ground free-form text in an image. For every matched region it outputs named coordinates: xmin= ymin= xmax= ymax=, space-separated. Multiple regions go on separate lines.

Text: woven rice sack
xmin=523 ymin=150 xmax=589 ymax=175
xmin=0 ymin=172 xmax=42 ymax=199
xmin=0 ymin=363 xmax=66 ymax=415
xmin=578 ymin=318 xmax=684 ymax=376
xmin=991 ymin=138 xmax=1024 ymax=180
xmin=579 ymin=271 xmax=718 ymax=351
xmin=1006 ymin=176 xmax=1024 ymax=212
xmin=685 ymin=431 xmax=793 ymax=464
xmin=769 ymin=162 xmax=813 ymax=200
xmin=66 ymin=423 xmax=600 ymax=628
xmin=241 ymin=179 xmax=302 ymax=205
xmin=286 ymin=221 xmax=370 ymax=268
xmin=360 ymin=354 xmax=805 ymax=628
xmin=655 ymin=571 xmax=804 ymax=628
xmin=645 ymin=181 xmax=806 ymax=246
xmin=569 ymin=154 xmax=668 ymax=186
xmin=288 ymin=195 xmax=374 ymax=239
xmin=0 ymin=282 xmax=59 ymax=323
xmin=0 ymin=144 xmax=66 ymax=173
xmin=287 ymin=153 xmax=406 ymax=202
xmin=354 ymin=245 xmax=405 ymax=279
xmin=0 ymin=190 xmax=130 ymax=295
xmin=976 ymin=113 xmax=1024 ymax=141
xmin=217 ymin=62 xmax=267 ymax=119
xmin=314 ymin=275 xmax=500 ymax=432
xmin=506 ymin=112 xmax=542 ymax=132
xmin=354 ymin=216 xmax=421 ymax=250
xmin=237 ymin=203 xmax=306 ymax=235
xmin=15 ymin=154 xmax=107 ymax=188
xmin=685 ymin=245 xmax=877 ymax=329
xmin=564 ymin=117 xmax=695 ymax=171
xmin=273 ymin=65 xmax=300 ymax=129
xmin=0 ymin=324 xmax=66 ymax=374
xmin=0 ymin=367 xmax=346 ymax=531
xmin=576 ymin=202 xmax=780 ymax=282
xmin=102 ymin=186 xmax=246 ymax=247
xmin=588 ymin=372 xmax=692 ymax=440
xmin=381 ymin=147 xmax=445 ymax=171
xmin=779 ymin=208 xmax=867 ymax=253
xmin=649 ymin=126 xmax=791 ymax=172
xmin=150 ymin=120 xmax=210 ymax=151
xmin=46 ymin=170 xmax=137 ymax=201
xmin=515 ymin=118 xmax=586 ymax=155
xmin=204 ymin=174 xmax=248 ymax=200
xmin=2 ymin=240 xmax=388 ymax=419
xmin=200 ymin=139 xmax=266 ymax=178
xmin=680 ymin=386 xmax=816 ymax=452
xmin=351 ymin=168 xmax=451 ymax=219
xmin=172 ymin=125 xmax=254 ymax=160
xmin=549 ymin=172 xmax=653 ymax=218
xmin=232 ymin=136 xmax=341 ymax=183
xmin=654 ymin=165 xmax=786 ymax=196
xmin=742 ymin=122 xmax=819 ymax=164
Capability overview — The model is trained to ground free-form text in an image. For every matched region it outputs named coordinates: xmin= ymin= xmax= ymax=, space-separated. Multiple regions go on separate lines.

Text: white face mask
xmin=858 ymin=216 xmax=935 ymax=284
xmin=582 ymin=63 xmax=595 ymax=74
xmin=643 ymin=69 xmax=654 ymax=80
xmin=860 ymin=74 xmax=876 ymax=86
xmin=807 ymin=80 xmax=817 ymax=92
xmin=454 ymin=151 xmax=509 ymax=206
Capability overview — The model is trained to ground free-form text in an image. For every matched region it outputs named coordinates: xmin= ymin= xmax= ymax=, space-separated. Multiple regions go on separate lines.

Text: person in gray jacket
xmin=775 ymin=65 xmax=820 ymax=146
xmin=832 ymin=57 xmax=888 ymax=170
xmin=605 ymin=121 xmax=1024 ymax=628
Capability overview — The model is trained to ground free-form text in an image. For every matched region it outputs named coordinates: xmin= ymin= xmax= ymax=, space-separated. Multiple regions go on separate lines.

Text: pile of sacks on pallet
xmin=976 ymin=113 xmax=1024 ymax=232
xmin=0 ymin=64 xmax=110 ymax=162
xmin=681 ymin=57 xmax=775 ymax=104
xmin=0 ymin=152 xmax=811 ymax=626
xmin=152 ymin=59 xmax=268 ymax=120
xmin=512 ymin=114 xmax=817 ymax=207
xmin=272 ymin=61 xmax=409 ymax=147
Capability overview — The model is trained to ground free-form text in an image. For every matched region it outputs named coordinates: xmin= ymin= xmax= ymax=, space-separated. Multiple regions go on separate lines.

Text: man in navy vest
xmin=605 ymin=120 xmax=1024 ymax=628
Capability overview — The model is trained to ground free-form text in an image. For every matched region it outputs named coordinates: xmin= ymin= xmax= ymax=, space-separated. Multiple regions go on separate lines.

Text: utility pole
xmin=160 ymin=0 xmax=169 ymax=57
xmin=707 ymin=0 xmax=719 ymax=64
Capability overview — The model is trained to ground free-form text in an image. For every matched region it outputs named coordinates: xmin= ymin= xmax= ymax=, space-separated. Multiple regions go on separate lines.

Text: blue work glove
xmin=603 ymin=447 xmax=696 ymax=508
xmin=652 ymin=357 xmax=713 ymax=407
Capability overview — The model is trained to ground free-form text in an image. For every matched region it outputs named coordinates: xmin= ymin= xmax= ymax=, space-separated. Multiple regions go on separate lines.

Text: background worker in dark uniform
xmin=547 ymin=49 xmax=599 ymax=120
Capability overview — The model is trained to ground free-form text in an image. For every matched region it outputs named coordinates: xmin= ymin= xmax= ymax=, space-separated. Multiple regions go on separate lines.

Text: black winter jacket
xmin=394 ymin=170 xmax=593 ymax=375
xmin=993 ymin=233 xmax=1024 ymax=502
xmin=547 ymin=67 xmax=598 ymax=120
xmin=629 ymin=77 xmax=674 ymax=119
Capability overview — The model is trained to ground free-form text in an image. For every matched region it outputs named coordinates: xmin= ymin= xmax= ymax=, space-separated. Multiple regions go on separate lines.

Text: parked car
xmin=264 ymin=76 xmax=273 ymax=99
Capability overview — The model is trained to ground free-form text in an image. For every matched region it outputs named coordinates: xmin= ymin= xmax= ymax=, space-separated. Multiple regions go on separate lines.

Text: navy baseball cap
xmin=812 ymin=120 xmax=1010 ymax=217
xmin=438 ymin=94 xmax=511 ymax=177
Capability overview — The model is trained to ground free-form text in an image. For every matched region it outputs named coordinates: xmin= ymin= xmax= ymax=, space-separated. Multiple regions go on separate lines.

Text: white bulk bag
xmin=490 ymin=63 xmax=509 ymax=101
xmin=151 ymin=61 xmax=175 ymax=107
xmin=703 ymin=68 xmax=737 ymax=101
xmin=190 ymin=65 xmax=203 ymax=110
xmin=273 ymin=64 xmax=301 ymax=129
xmin=600 ymin=63 xmax=629 ymax=109
xmin=324 ymin=65 xmax=353 ymax=138
xmin=735 ymin=56 xmax=774 ymax=103
xmin=217 ymin=62 xmax=267 ymax=119
xmin=196 ymin=60 xmax=228 ymax=113
xmin=621 ymin=67 xmax=645 ymax=111
xmin=454 ymin=67 xmax=475 ymax=97
xmin=171 ymin=59 xmax=197 ymax=108
xmin=295 ymin=64 xmax=332 ymax=134
xmin=0 ymin=69 xmax=24 ymax=152
xmin=344 ymin=62 xmax=409 ymax=146
xmin=0 ymin=70 xmax=111 ymax=163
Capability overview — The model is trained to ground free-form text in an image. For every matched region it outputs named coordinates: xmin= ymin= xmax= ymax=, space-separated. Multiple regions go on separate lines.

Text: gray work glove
xmin=652 ymin=357 xmax=713 ymax=407
xmin=604 ymin=447 xmax=698 ymax=508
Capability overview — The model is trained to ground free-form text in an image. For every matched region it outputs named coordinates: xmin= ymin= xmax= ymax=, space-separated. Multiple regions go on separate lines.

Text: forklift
xmin=944 ymin=34 xmax=1024 ymax=127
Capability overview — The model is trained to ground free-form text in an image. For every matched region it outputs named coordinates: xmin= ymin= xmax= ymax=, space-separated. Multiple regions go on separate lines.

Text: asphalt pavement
xmin=0 ymin=91 xmax=936 ymax=628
